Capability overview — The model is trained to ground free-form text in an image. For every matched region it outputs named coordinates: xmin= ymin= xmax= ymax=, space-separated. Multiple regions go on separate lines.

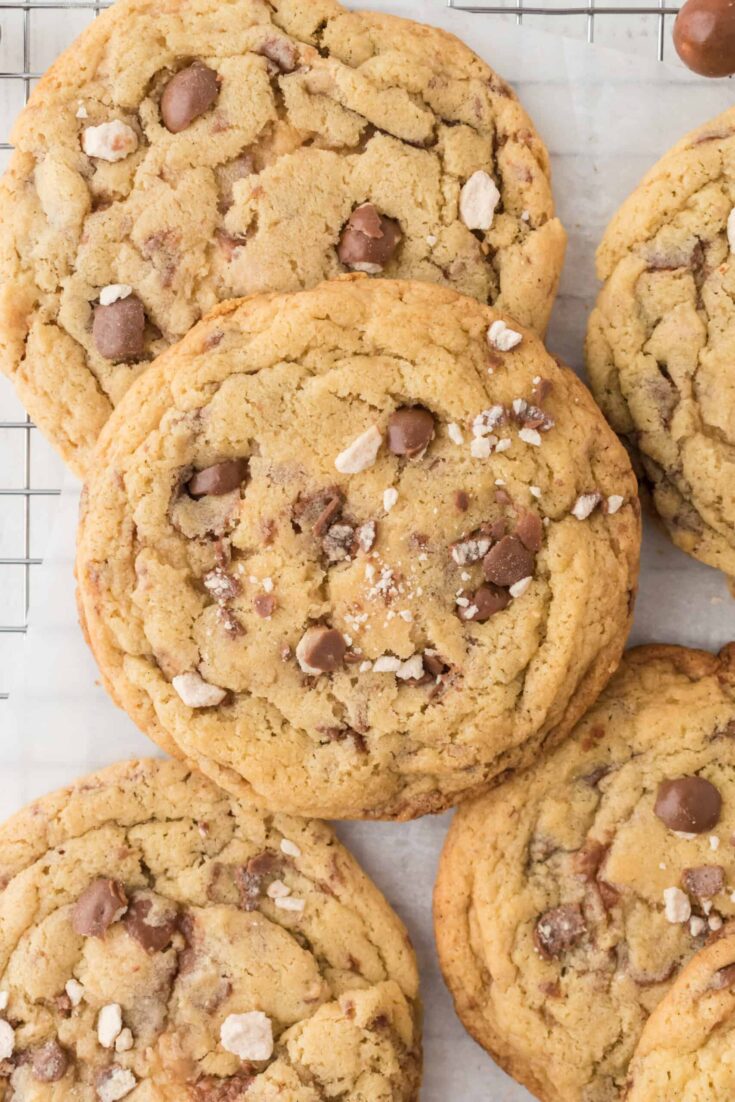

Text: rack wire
xmin=0 ymin=0 xmax=681 ymax=703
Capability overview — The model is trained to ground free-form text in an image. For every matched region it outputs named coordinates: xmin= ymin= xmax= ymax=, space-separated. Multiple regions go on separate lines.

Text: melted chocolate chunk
xmin=161 ymin=63 xmax=220 ymax=132
xmin=337 ymin=204 xmax=402 ymax=272
xmin=187 ymin=460 xmax=248 ymax=499
xmin=93 ymin=296 xmax=146 ymax=362
xmin=236 ymin=851 xmax=282 ymax=911
xmin=31 ymin=1040 xmax=68 ymax=1083
xmin=534 ymin=904 xmax=585 ymax=959
xmin=124 ymin=895 xmax=178 ymax=952
xmin=654 ymin=776 xmax=722 ymax=833
xmin=72 ymin=878 xmax=127 ymax=938
xmin=483 ymin=535 xmax=535 ymax=587
xmin=253 ymin=593 xmax=276 ymax=619
xmin=387 ymin=407 xmax=435 ymax=458
xmin=709 ymin=963 xmax=735 ymax=990
xmin=298 ymin=626 xmax=346 ymax=673
xmin=515 ymin=510 xmax=543 ymax=552
xmin=458 ymin=584 xmax=510 ymax=623
xmin=681 ymin=865 xmax=725 ymax=899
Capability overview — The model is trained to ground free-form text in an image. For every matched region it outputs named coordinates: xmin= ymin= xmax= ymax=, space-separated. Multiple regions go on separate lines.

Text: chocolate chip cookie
xmin=0 ymin=757 xmax=421 ymax=1100
xmin=76 ymin=277 xmax=639 ymax=820
xmin=587 ymin=108 xmax=735 ymax=581
xmin=626 ymin=923 xmax=735 ymax=1101
xmin=0 ymin=0 xmax=566 ymax=477
xmin=435 ymin=644 xmax=735 ymax=1102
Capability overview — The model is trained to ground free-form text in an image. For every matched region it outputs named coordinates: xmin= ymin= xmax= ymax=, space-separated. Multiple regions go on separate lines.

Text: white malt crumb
xmin=97 ymin=1003 xmax=123 ymax=1049
xmin=495 ymin=479 xmax=506 ymax=487
xmin=426 ymin=234 xmax=438 ymax=246
xmin=606 ymin=494 xmax=624 ymax=515
xmin=99 ymin=284 xmax=133 ymax=306
xmin=703 ymin=900 xmax=713 ymax=915
xmin=663 ymin=886 xmax=691 ymax=924
xmin=115 ymin=1028 xmax=134 ymax=1053
xmin=456 ymin=596 xmax=470 ymax=608
xmin=658 ymin=862 xmax=666 ymax=871
xmin=521 ymin=209 xmax=530 ymax=222
xmin=0 ymin=1020 xmax=13 ymax=1060
xmin=359 ymin=660 xmax=373 ymax=673
xmin=65 ymin=979 xmax=84 ymax=1006
xmin=266 ymin=879 xmax=291 ymax=899
xmin=461 ymin=571 xmax=471 ymax=582
xmin=529 ymin=486 xmax=541 ymax=499
xmin=571 ymin=493 xmax=601 ymax=521
xmin=459 ymin=170 xmax=500 ymax=231
xmin=82 ymin=120 xmax=138 ymax=162
xmin=275 ymin=895 xmax=305 ymax=912
xmin=728 ymin=207 xmax=735 ymax=253
xmin=76 ymin=103 xmax=88 ymax=119
xmin=487 ymin=319 xmax=523 ymax=352
xmin=335 ymin=425 xmax=382 ymax=474
xmin=220 ymin=1011 xmax=274 ymax=1061
xmin=509 ymin=576 xmax=532 ymax=599
xmin=172 ymin=671 xmax=226 ymax=708
xmin=97 ymin=1067 xmax=137 ymax=1102
xmin=280 ymin=838 xmax=301 ymax=858
xmin=710 ymin=835 xmax=720 ymax=850
xmin=0 ymin=993 xmax=7 ymax=1012
xmin=518 ymin=427 xmax=541 ymax=447
xmin=397 ymin=654 xmax=424 ymax=681
xmin=709 ymin=914 xmax=724 ymax=932
xmin=447 ymin=422 xmax=464 ymax=446
xmin=383 ymin=487 xmax=399 ymax=512
xmin=374 ymin=655 xmax=402 ymax=673
xmin=689 ymin=915 xmax=706 ymax=937
xmin=495 ymin=438 xmax=512 ymax=453
xmin=399 ymin=609 xmax=413 ymax=622
xmin=262 ymin=577 xmax=274 ymax=593
xmin=674 ymin=831 xmax=698 ymax=840
xmin=470 ymin=436 xmax=494 ymax=460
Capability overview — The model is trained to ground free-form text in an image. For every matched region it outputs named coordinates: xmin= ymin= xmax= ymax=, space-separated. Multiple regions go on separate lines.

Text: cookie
xmin=435 ymin=644 xmax=735 ymax=1102
xmin=587 ymin=108 xmax=735 ymax=580
xmin=0 ymin=0 xmax=566 ymax=477
xmin=0 ymin=757 xmax=421 ymax=1100
xmin=76 ymin=277 xmax=639 ymax=820
xmin=626 ymin=924 xmax=735 ymax=1101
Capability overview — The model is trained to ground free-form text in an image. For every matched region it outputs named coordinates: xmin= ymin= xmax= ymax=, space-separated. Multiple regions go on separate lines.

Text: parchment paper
xmin=3 ymin=8 xmax=734 ymax=1098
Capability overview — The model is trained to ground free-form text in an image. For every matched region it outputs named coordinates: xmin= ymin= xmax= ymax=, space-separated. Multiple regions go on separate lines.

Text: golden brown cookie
xmin=76 ymin=277 xmax=639 ymax=820
xmin=0 ymin=0 xmax=566 ymax=477
xmin=0 ymin=758 xmax=421 ymax=1100
xmin=435 ymin=644 xmax=735 ymax=1102
xmin=587 ymin=107 xmax=735 ymax=581
xmin=626 ymin=924 xmax=735 ymax=1101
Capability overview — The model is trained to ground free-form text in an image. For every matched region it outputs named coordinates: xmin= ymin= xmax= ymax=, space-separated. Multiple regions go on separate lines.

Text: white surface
xmin=1 ymin=5 xmax=735 ymax=1100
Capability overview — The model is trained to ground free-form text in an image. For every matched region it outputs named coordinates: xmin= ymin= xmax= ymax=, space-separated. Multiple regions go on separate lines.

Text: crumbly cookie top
xmin=0 ymin=758 xmax=420 ymax=1101
xmin=435 ymin=644 xmax=735 ymax=1102
xmin=0 ymin=0 xmax=565 ymax=476
xmin=76 ymin=278 xmax=639 ymax=821
xmin=627 ymin=924 xmax=735 ymax=1102
xmin=587 ymin=107 xmax=735 ymax=578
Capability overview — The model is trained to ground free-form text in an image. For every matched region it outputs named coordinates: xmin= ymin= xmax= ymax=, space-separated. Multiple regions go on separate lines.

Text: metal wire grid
xmin=0 ymin=0 xmax=681 ymax=703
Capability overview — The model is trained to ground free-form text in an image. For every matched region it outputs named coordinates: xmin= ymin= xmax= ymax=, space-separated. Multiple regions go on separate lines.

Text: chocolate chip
xmin=297 ymin=626 xmax=346 ymax=673
xmin=236 ymin=851 xmax=281 ymax=911
xmin=258 ymin=37 xmax=299 ymax=73
xmin=709 ymin=963 xmax=735 ymax=990
xmin=337 ymin=203 xmax=402 ymax=272
xmin=483 ymin=535 xmax=535 ymax=587
xmin=320 ymin=726 xmax=368 ymax=754
xmin=193 ymin=1074 xmax=256 ymax=1101
xmin=124 ymin=896 xmax=178 ymax=952
xmin=187 ymin=460 xmax=248 ymax=499
xmin=572 ymin=840 xmax=608 ymax=881
xmin=681 ymin=865 xmax=725 ymax=899
xmin=673 ymin=0 xmax=735 ymax=77
xmin=532 ymin=377 xmax=553 ymax=405
xmin=515 ymin=510 xmax=543 ymax=552
xmin=292 ymin=488 xmax=344 ymax=536
xmin=254 ymin=593 xmax=276 ymax=618
xmin=387 ymin=407 xmax=435 ymax=458
xmin=218 ymin=607 xmax=244 ymax=637
xmin=161 ymin=63 xmax=220 ymax=133
xmin=654 ymin=776 xmax=722 ymax=833
xmin=93 ymin=296 xmax=146 ymax=362
xmin=203 ymin=567 xmax=241 ymax=603
xmin=454 ymin=490 xmax=469 ymax=512
xmin=322 ymin=523 xmax=355 ymax=563
xmin=534 ymin=904 xmax=585 ymax=959
xmin=458 ymin=585 xmax=510 ymax=623
xmin=72 ymin=878 xmax=127 ymax=938
xmin=30 ymin=1040 xmax=68 ymax=1083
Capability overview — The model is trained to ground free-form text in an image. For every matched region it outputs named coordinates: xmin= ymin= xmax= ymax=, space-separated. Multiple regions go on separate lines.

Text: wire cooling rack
xmin=0 ymin=0 xmax=683 ymax=703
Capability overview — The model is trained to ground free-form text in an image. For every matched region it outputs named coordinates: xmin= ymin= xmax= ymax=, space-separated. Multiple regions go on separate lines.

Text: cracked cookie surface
xmin=0 ymin=0 xmax=566 ymax=478
xmin=75 ymin=277 xmax=639 ymax=820
xmin=586 ymin=108 xmax=735 ymax=580
xmin=0 ymin=757 xmax=420 ymax=1101
xmin=435 ymin=644 xmax=735 ymax=1102
xmin=626 ymin=923 xmax=735 ymax=1101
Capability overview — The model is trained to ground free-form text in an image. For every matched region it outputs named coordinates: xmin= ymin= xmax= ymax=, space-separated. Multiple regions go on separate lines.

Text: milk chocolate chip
xmin=31 ymin=1040 xmax=68 ymax=1083
xmin=387 ymin=407 xmax=435 ymax=458
xmin=654 ymin=776 xmax=722 ymax=833
xmin=458 ymin=585 xmax=510 ymax=623
xmin=187 ymin=460 xmax=248 ymax=498
xmin=72 ymin=878 xmax=128 ymax=938
xmin=337 ymin=203 xmax=402 ymax=273
xmin=681 ymin=865 xmax=725 ymax=899
xmin=515 ymin=511 xmax=543 ymax=552
xmin=673 ymin=0 xmax=735 ymax=77
xmin=483 ymin=535 xmax=535 ymax=587
xmin=93 ymin=296 xmax=146 ymax=362
xmin=534 ymin=904 xmax=585 ymax=959
xmin=297 ymin=626 xmax=346 ymax=674
xmin=124 ymin=896 xmax=178 ymax=952
xmin=161 ymin=63 xmax=220 ymax=132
